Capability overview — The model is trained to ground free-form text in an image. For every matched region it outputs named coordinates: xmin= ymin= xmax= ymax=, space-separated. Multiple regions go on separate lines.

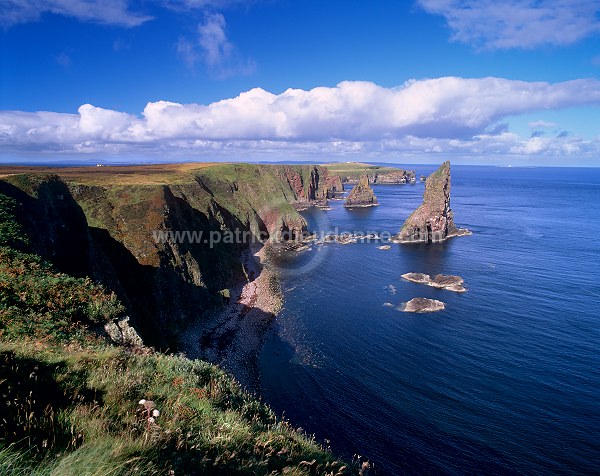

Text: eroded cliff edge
xmin=0 ymin=163 xmax=339 ymax=352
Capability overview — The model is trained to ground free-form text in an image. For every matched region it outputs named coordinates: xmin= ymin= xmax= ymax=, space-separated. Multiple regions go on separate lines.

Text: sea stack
xmin=344 ymin=174 xmax=378 ymax=207
xmin=394 ymin=161 xmax=469 ymax=243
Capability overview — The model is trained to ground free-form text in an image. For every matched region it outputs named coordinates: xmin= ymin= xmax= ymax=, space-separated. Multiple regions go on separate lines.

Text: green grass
xmin=0 ymin=194 xmax=28 ymax=250
xmin=0 ymin=189 xmax=352 ymax=476
xmin=0 ymin=341 xmax=349 ymax=475
xmin=196 ymin=164 xmax=306 ymax=230
xmin=321 ymin=162 xmax=406 ymax=177
xmin=0 ymin=247 xmax=124 ymax=343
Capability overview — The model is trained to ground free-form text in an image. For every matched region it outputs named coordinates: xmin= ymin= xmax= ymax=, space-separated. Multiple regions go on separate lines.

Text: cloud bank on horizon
xmin=2 ymin=1 xmax=600 ymax=163
xmin=2 ymin=77 xmax=600 ymax=160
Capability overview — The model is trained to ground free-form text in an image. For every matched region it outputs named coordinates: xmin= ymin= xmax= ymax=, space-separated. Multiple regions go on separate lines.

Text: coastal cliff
xmin=322 ymin=162 xmax=415 ymax=185
xmin=0 ymin=163 xmax=340 ymax=350
xmin=360 ymin=170 xmax=416 ymax=184
xmin=278 ymin=165 xmax=343 ymax=204
xmin=344 ymin=174 xmax=378 ymax=207
xmin=393 ymin=161 xmax=469 ymax=243
xmin=0 ymin=172 xmax=350 ymax=475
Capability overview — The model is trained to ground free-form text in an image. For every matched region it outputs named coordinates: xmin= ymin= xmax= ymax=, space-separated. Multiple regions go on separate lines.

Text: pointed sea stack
xmin=393 ymin=161 xmax=470 ymax=243
xmin=344 ymin=174 xmax=378 ymax=207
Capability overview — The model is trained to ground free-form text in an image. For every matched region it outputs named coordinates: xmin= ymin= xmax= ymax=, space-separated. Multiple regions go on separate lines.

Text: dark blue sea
xmin=258 ymin=165 xmax=600 ymax=475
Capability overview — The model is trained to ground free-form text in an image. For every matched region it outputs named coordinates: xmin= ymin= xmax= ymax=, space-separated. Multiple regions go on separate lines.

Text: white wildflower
xmin=152 ymin=409 xmax=160 ymax=417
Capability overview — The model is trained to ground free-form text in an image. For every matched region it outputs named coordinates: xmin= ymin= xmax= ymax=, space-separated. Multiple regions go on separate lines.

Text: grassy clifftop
xmin=0 ymin=163 xmax=341 ymax=349
xmin=322 ymin=162 xmax=415 ymax=184
xmin=0 ymin=253 xmax=348 ymax=475
xmin=0 ymin=188 xmax=350 ymax=475
xmin=321 ymin=162 xmax=402 ymax=176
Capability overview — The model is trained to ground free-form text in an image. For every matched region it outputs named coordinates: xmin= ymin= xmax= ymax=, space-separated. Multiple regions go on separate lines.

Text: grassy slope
xmin=0 ymin=190 xmax=350 ymax=475
xmin=321 ymin=162 xmax=405 ymax=177
xmin=0 ymin=164 xmax=314 ymax=348
xmin=0 ymin=163 xmax=221 ymax=187
xmin=0 ymin=162 xmax=316 ymax=236
xmin=197 ymin=164 xmax=303 ymax=226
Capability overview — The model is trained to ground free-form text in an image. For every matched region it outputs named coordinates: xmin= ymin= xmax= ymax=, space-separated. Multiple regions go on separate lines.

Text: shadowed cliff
xmin=0 ymin=163 xmax=341 ymax=350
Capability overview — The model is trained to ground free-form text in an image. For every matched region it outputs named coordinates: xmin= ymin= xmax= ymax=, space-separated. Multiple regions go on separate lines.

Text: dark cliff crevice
xmin=0 ymin=176 xmax=93 ymax=278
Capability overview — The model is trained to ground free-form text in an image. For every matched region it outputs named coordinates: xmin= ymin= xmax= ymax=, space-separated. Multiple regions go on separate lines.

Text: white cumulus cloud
xmin=1 ymin=77 xmax=600 ymax=160
xmin=418 ymin=0 xmax=600 ymax=49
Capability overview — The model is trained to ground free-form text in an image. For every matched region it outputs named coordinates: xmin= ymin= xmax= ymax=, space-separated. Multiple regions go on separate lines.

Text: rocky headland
xmin=0 ymin=162 xmax=349 ymax=474
xmin=344 ymin=174 xmax=378 ymax=207
xmin=393 ymin=161 xmax=470 ymax=243
xmin=402 ymin=272 xmax=467 ymax=293
xmin=0 ymin=163 xmax=341 ymax=356
xmin=361 ymin=170 xmax=416 ymax=184
xmin=322 ymin=162 xmax=416 ymax=185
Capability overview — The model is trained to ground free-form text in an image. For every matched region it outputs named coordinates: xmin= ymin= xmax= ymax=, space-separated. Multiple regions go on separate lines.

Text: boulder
xmin=104 ymin=316 xmax=144 ymax=347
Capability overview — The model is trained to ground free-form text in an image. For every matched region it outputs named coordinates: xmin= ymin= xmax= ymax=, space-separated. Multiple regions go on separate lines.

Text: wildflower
xmin=148 ymin=417 xmax=155 ymax=424
xmin=152 ymin=409 xmax=160 ymax=417
xmin=138 ymin=399 xmax=146 ymax=405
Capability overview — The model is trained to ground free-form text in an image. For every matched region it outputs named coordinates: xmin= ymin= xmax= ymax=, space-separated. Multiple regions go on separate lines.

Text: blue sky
xmin=1 ymin=0 xmax=600 ymax=165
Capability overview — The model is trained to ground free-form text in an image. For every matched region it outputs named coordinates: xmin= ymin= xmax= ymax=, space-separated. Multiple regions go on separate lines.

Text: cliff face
xmin=394 ymin=161 xmax=459 ymax=243
xmin=278 ymin=165 xmax=343 ymax=204
xmin=344 ymin=174 xmax=378 ymax=207
xmin=0 ymin=164 xmax=336 ymax=349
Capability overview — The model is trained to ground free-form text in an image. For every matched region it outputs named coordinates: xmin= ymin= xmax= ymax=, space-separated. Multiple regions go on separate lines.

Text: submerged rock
xmin=344 ymin=174 xmax=378 ymax=208
xmin=393 ymin=161 xmax=469 ymax=243
xmin=401 ymin=272 xmax=467 ymax=292
xmin=400 ymin=298 xmax=445 ymax=313
xmin=385 ymin=284 xmax=397 ymax=294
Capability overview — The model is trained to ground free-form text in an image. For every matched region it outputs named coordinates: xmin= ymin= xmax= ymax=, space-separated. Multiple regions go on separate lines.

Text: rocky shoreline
xmin=179 ymin=244 xmax=283 ymax=390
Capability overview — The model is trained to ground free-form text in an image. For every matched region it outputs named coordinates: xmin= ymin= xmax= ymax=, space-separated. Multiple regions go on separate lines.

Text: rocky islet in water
xmin=401 ymin=273 xmax=467 ymax=293
xmin=400 ymin=297 xmax=446 ymax=313
xmin=393 ymin=161 xmax=470 ymax=243
xmin=344 ymin=173 xmax=378 ymax=208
